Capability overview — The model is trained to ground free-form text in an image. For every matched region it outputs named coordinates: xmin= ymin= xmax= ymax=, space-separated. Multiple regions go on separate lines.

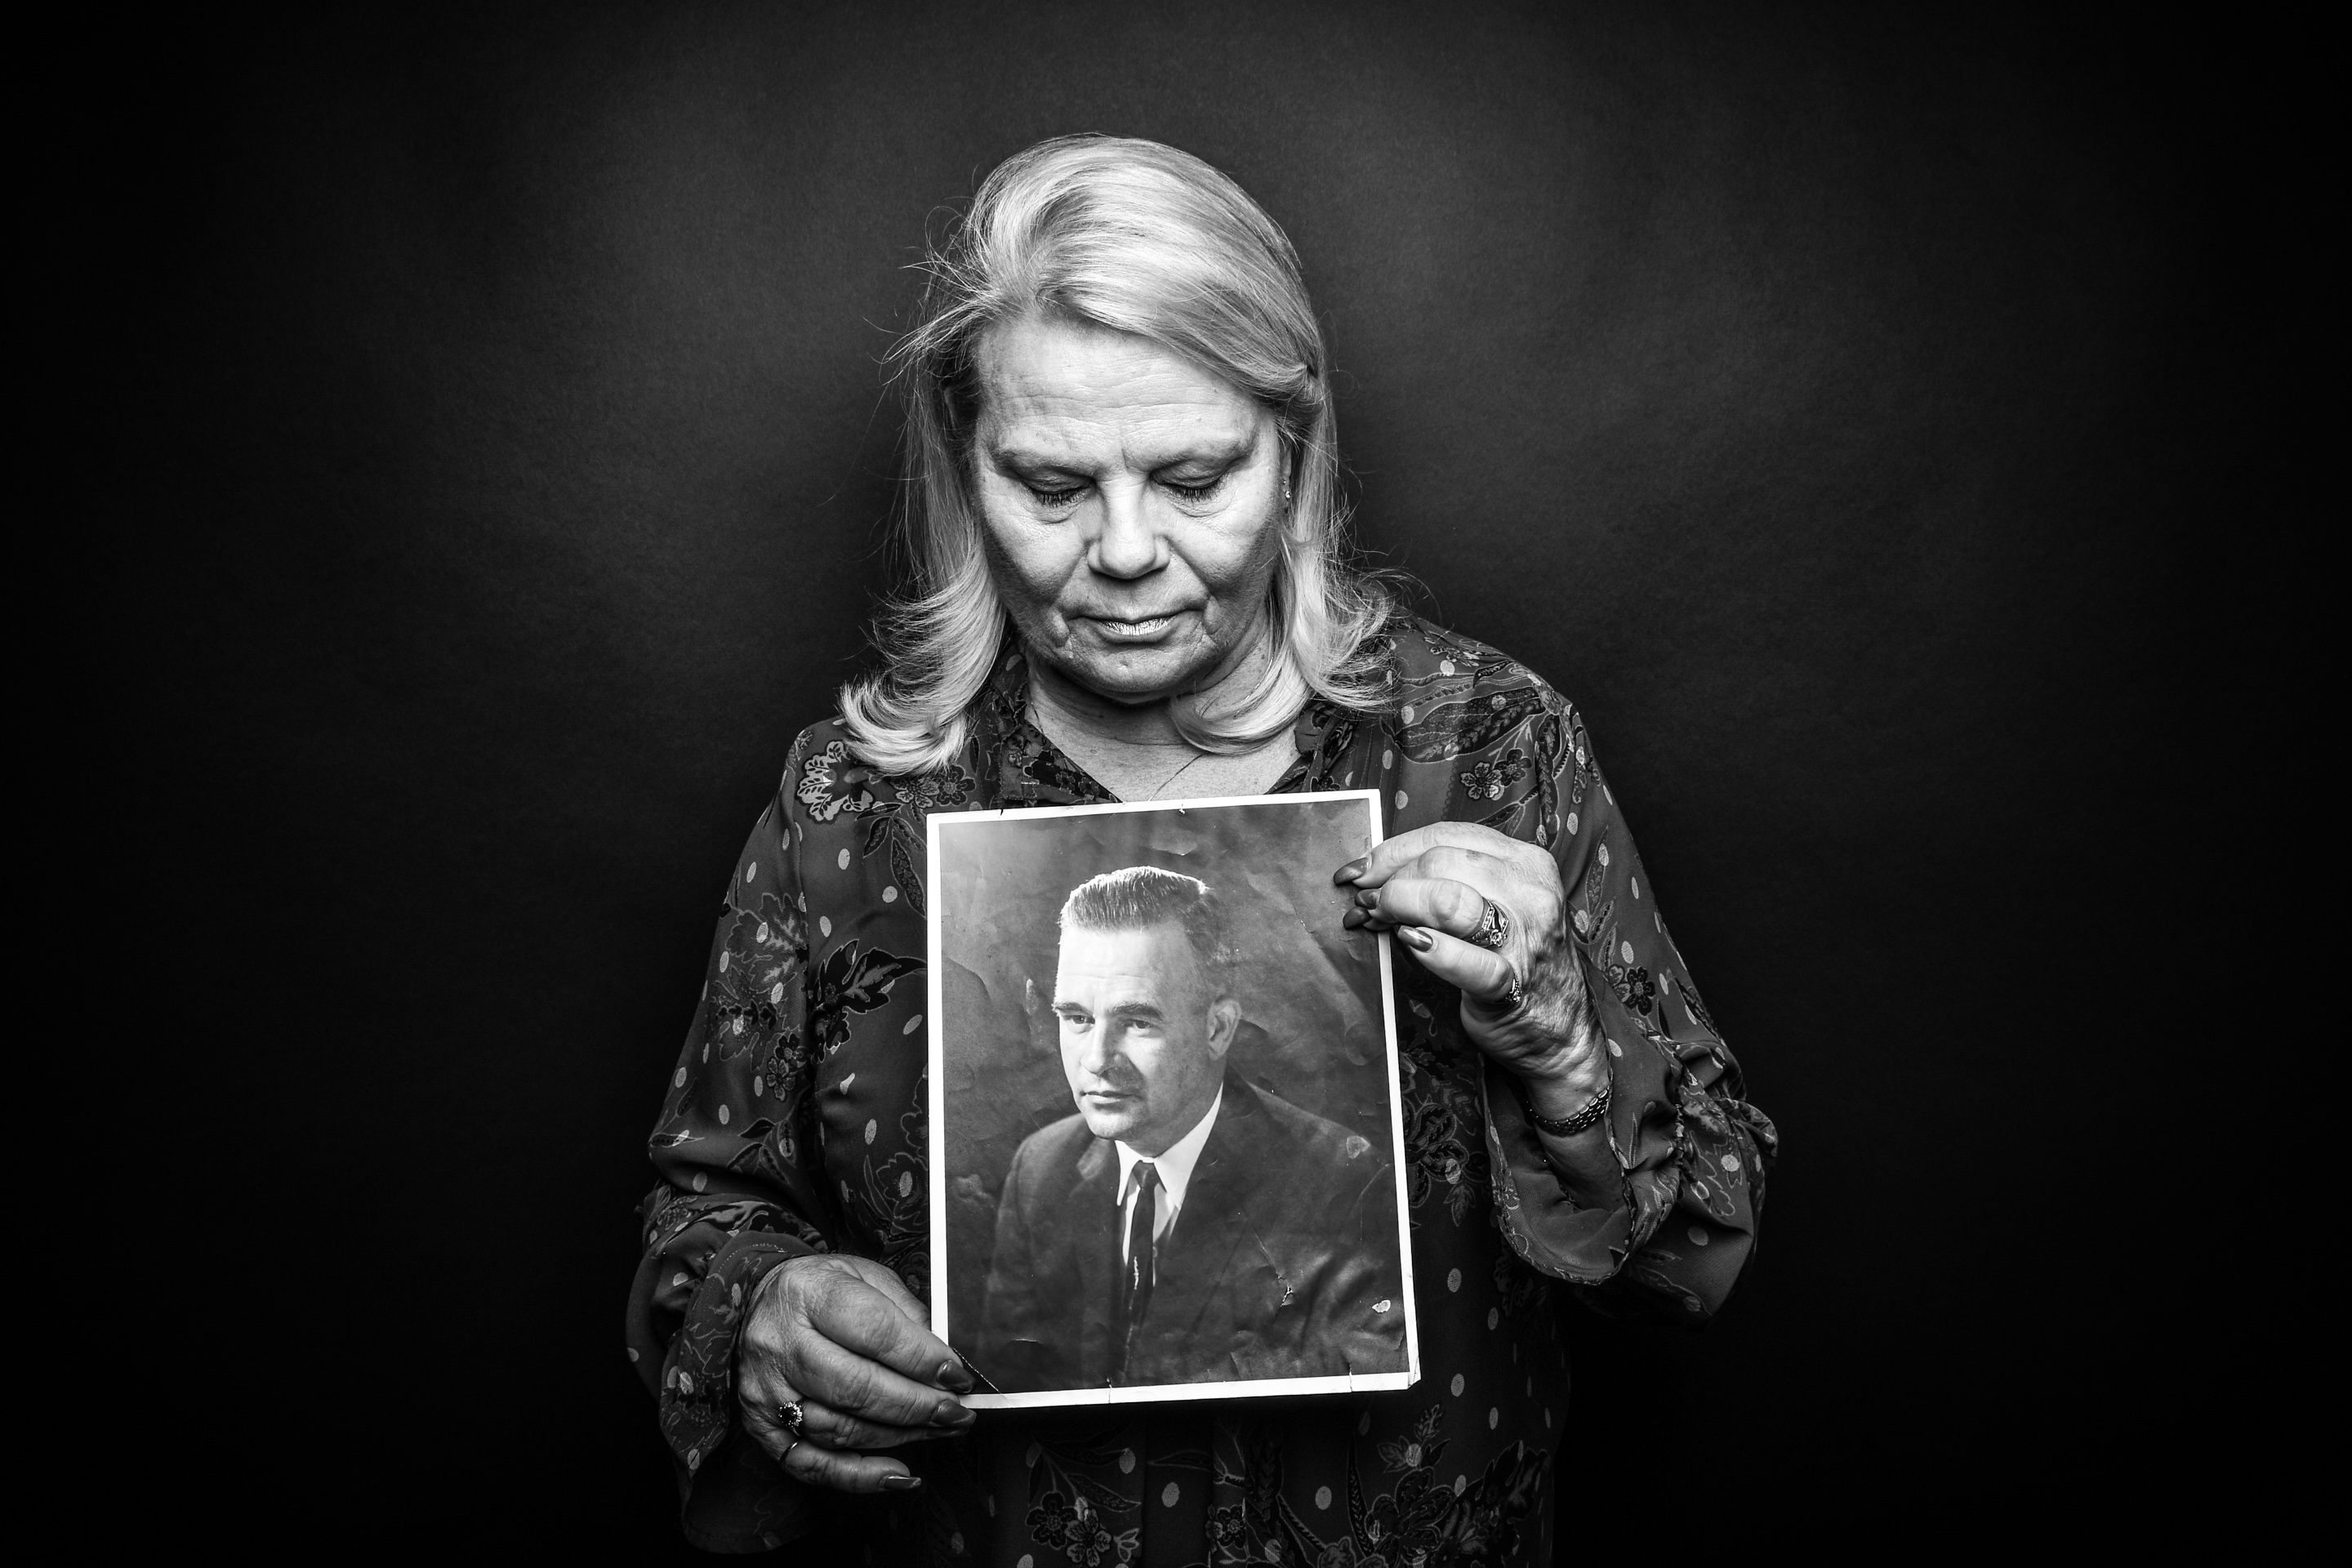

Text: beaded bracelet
xmin=1521 ymin=1079 xmax=1611 ymax=1138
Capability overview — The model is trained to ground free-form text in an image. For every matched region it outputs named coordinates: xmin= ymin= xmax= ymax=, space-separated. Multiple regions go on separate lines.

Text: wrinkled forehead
xmin=973 ymin=315 xmax=1266 ymax=460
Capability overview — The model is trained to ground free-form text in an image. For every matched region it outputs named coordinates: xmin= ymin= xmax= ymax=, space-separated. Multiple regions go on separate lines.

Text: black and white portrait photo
xmin=134 ymin=2 xmax=2238 ymax=1558
xmin=926 ymin=793 xmax=1417 ymax=1405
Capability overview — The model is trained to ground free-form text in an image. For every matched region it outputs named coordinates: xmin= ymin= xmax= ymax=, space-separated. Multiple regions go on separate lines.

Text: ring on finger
xmin=1468 ymin=898 xmax=1511 ymax=951
xmin=775 ymin=1399 xmax=808 ymax=1441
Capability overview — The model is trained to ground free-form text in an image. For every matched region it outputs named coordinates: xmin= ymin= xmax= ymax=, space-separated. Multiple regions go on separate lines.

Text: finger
xmin=738 ymin=1402 xmax=802 ymax=1468
xmin=739 ymin=1391 xmax=944 ymax=1468
xmin=793 ymin=1332 xmax=972 ymax=1430
xmin=1395 ymin=924 xmax=1517 ymax=1004
xmin=739 ymin=1350 xmax=954 ymax=1449
xmin=809 ymin=1272 xmax=963 ymax=1388
xmin=1359 ymin=874 xmax=1493 ymax=942
xmin=798 ymin=1396 xmax=953 ymax=1450
xmin=782 ymin=1437 xmax=925 ymax=1495
xmin=1343 ymin=823 xmax=1532 ymax=887
xmin=737 ymin=1370 xmax=804 ymax=1428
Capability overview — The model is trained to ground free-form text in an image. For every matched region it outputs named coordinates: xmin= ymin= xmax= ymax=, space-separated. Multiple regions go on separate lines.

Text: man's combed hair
xmin=838 ymin=133 xmax=1396 ymax=775
xmin=1059 ymin=866 xmax=1232 ymax=981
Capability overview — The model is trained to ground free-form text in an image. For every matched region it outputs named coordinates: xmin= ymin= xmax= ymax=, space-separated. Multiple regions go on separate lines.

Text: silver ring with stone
xmin=776 ymin=1400 xmax=808 ymax=1441
xmin=1468 ymin=898 xmax=1511 ymax=951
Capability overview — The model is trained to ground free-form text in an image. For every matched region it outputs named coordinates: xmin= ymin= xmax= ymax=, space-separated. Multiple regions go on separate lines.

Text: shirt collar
xmin=1114 ymin=1083 xmax=1223 ymax=1215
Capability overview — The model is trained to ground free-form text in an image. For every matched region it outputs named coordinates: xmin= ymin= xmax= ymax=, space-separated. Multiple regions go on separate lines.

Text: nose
xmin=1075 ymin=1024 xmax=1119 ymax=1081
xmin=1086 ymin=482 xmax=1169 ymax=580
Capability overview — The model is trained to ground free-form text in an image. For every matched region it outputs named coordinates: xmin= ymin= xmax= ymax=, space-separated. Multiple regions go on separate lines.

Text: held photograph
xmin=925 ymin=790 xmax=1420 ymax=1409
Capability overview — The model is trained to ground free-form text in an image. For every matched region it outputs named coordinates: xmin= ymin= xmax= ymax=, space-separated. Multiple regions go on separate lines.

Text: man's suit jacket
xmin=976 ymin=1068 xmax=1409 ymax=1391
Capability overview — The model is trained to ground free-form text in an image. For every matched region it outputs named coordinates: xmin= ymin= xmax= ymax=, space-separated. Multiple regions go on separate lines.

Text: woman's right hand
xmin=736 ymin=1254 xmax=976 ymax=1493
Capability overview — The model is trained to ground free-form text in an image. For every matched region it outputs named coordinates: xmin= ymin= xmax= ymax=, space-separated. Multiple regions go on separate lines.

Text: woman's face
xmin=969 ymin=315 xmax=1286 ymax=706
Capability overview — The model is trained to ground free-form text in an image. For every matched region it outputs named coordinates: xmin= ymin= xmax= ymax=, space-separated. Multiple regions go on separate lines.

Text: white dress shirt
xmin=1113 ymin=1085 xmax=1223 ymax=1272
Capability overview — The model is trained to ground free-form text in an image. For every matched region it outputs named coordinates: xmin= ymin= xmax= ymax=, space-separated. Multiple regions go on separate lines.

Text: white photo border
xmin=924 ymin=787 xmax=1421 ymax=1409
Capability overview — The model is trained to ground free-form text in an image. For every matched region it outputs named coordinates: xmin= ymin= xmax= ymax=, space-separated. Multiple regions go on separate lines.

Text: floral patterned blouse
xmin=627 ymin=617 xmax=1778 ymax=1563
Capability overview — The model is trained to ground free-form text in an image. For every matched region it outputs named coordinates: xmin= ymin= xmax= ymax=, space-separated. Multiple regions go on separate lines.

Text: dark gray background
xmin=132 ymin=0 xmax=2224 ymax=1553
xmin=933 ymin=796 xmax=1395 ymax=1352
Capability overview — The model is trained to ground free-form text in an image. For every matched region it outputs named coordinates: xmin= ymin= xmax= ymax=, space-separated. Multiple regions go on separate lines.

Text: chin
xmin=1067 ymin=644 xmax=1217 ymax=702
xmin=1078 ymin=1107 xmax=1141 ymax=1142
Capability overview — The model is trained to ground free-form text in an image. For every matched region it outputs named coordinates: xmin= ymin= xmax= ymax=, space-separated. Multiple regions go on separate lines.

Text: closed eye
xmin=1027 ymin=482 xmax=1089 ymax=510
xmin=1160 ymin=473 xmax=1227 ymax=504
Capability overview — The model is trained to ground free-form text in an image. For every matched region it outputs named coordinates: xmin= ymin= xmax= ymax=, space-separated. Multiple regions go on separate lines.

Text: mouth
xmin=1080 ymin=1089 xmax=1139 ymax=1108
xmin=1085 ymin=612 xmax=1185 ymax=644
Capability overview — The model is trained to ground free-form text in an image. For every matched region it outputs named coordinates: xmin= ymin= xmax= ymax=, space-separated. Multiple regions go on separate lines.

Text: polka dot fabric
xmin=626 ymin=619 xmax=1776 ymax=1560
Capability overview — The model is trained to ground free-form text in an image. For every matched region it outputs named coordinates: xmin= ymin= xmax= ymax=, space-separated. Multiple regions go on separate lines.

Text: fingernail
xmin=1355 ymin=889 xmax=1380 ymax=909
xmin=883 ymin=1473 xmax=924 ymax=1492
xmin=932 ymin=1396 xmax=973 ymax=1427
xmin=1399 ymin=925 xmax=1433 ymax=951
xmin=937 ymin=1358 xmax=974 ymax=1393
xmin=1334 ymin=858 xmax=1367 ymax=884
xmin=1342 ymin=908 xmax=1368 ymax=929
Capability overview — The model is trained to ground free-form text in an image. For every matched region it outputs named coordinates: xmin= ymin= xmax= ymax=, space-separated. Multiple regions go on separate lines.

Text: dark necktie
xmin=1112 ymin=1161 xmax=1160 ymax=1379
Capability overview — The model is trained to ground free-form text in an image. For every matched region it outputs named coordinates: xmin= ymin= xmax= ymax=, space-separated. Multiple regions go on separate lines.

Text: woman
xmin=628 ymin=135 xmax=1776 ymax=1563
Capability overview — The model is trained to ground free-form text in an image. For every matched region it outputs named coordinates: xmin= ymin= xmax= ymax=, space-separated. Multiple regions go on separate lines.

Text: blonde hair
xmin=837 ymin=134 xmax=1394 ymax=775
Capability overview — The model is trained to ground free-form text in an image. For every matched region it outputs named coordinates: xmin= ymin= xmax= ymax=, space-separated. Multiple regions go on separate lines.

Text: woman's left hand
xmin=1338 ymin=823 xmax=1606 ymax=1115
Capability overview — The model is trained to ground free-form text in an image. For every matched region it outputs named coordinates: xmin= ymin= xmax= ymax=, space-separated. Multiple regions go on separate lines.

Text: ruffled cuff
xmin=1482 ymin=1022 xmax=1775 ymax=1321
xmin=1610 ymin=1062 xmax=1776 ymax=1320
xmin=661 ymin=1229 xmax=817 ymax=1466
xmin=1481 ymin=1051 xmax=1639 ymax=1285
xmin=627 ymin=1211 xmax=824 ymax=1552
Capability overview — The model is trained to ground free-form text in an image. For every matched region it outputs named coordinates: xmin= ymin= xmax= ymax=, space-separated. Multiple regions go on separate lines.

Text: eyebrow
xmin=993 ymin=448 xmax=1090 ymax=478
xmin=988 ymin=434 xmax=1255 ymax=477
xmin=1053 ymin=1000 xmax=1166 ymax=1023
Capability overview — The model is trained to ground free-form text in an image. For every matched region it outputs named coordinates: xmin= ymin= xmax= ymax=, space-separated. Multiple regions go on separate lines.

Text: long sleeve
xmin=625 ymin=752 xmax=839 ymax=1551
xmin=1477 ymin=697 xmax=1780 ymax=1320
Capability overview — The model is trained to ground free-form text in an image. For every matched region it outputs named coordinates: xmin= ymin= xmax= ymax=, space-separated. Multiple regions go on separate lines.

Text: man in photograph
xmin=978 ymin=866 xmax=1409 ymax=1390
